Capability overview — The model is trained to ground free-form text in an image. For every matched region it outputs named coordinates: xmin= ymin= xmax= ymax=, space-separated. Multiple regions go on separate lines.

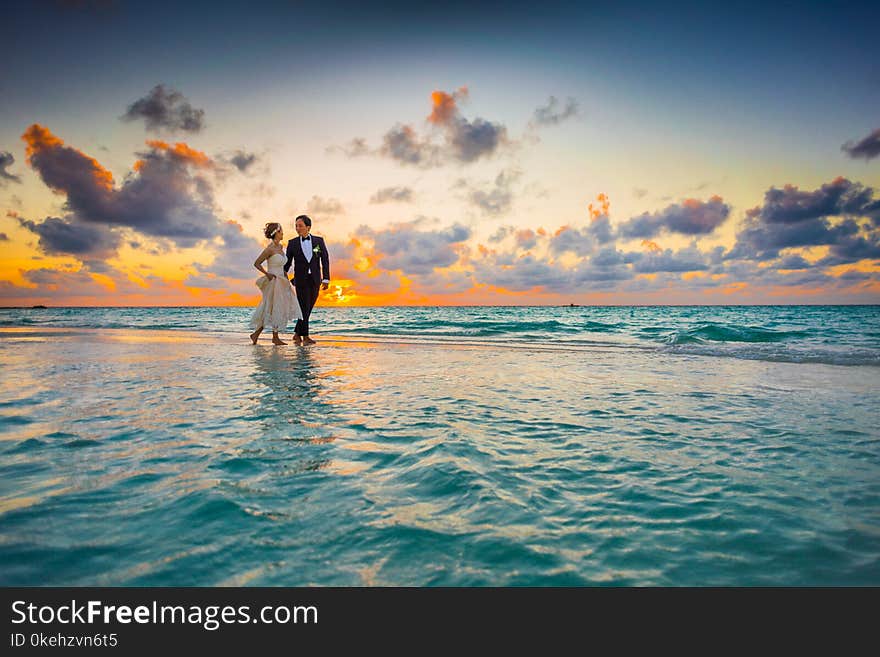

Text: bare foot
xmin=302 ymin=337 xmax=317 ymax=345
xmin=272 ymin=338 xmax=288 ymax=345
xmin=250 ymin=331 xmax=260 ymax=344
xmin=292 ymin=334 xmax=302 ymax=345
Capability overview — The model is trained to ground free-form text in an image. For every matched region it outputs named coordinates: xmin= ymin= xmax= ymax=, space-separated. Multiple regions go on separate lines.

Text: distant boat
xmin=32 ymin=305 xmax=48 ymax=309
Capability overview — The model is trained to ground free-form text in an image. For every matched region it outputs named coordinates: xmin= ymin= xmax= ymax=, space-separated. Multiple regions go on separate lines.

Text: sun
xmin=326 ymin=281 xmax=358 ymax=305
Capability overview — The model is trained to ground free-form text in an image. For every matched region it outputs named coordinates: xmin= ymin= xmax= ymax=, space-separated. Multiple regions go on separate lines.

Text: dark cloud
xmin=228 ymin=150 xmax=258 ymax=172
xmin=306 ymin=195 xmax=345 ymax=215
xmin=751 ymin=177 xmax=880 ymax=224
xmin=549 ymin=225 xmax=599 ymax=257
xmin=426 ymin=88 xmax=507 ymax=162
xmin=0 ymin=233 xmax=8 ymax=241
xmin=370 ymin=186 xmax=414 ymax=204
xmin=818 ymin=232 xmax=880 ymax=266
xmin=410 ymin=269 xmax=474 ymax=296
xmin=446 ymin=116 xmax=507 ymax=163
xmin=22 ymin=124 xmax=223 ymax=249
xmin=0 ymin=263 xmax=215 ymax=304
xmin=121 ymin=85 xmax=205 ymax=133
xmin=618 ymin=196 xmax=730 ymax=239
xmin=336 ymin=88 xmax=507 ymax=168
xmin=0 ymin=151 xmax=21 ymax=184
xmin=777 ymin=254 xmax=811 ymax=270
xmin=514 ymin=229 xmax=538 ymax=250
xmin=588 ymin=215 xmax=615 ymax=244
xmin=194 ymin=220 xmax=264 ymax=279
xmin=531 ymin=96 xmax=579 ymax=127
xmin=590 ymin=246 xmax=629 ymax=267
xmin=549 ymin=216 xmax=615 ymax=257
xmin=18 ymin=215 xmax=121 ymax=257
xmin=630 ymin=246 xmax=709 ymax=274
xmin=728 ymin=178 xmax=880 ymax=262
xmin=842 ymin=128 xmax=880 ymax=161
xmin=23 ymin=267 xmax=103 ymax=288
xmin=488 ymin=226 xmax=512 ymax=243
xmin=380 ymin=124 xmax=441 ymax=167
xmin=457 ymin=169 xmax=520 ymax=215
xmin=359 ymin=221 xmax=470 ymax=275
xmin=0 ymin=268 xmax=114 ymax=302
xmin=727 ymin=218 xmax=860 ymax=261
xmin=837 ymin=269 xmax=876 ymax=283
xmin=473 ymin=253 xmax=568 ymax=291
xmin=183 ymin=274 xmax=230 ymax=290
xmin=570 ymin=247 xmax=635 ymax=289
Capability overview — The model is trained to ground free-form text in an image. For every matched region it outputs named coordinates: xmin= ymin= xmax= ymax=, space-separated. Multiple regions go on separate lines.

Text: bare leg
xmin=250 ymin=327 xmax=263 ymax=344
xmin=272 ymin=330 xmax=287 ymax=345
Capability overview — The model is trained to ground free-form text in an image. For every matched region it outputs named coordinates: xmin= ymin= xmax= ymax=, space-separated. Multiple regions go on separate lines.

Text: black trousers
xmin=293 ymin=278 xmax=319 ymax=337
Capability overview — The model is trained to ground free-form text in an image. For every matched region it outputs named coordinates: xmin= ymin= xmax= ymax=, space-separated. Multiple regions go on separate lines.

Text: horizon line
xmin=2 ymin=303 xmax=879 ymax=309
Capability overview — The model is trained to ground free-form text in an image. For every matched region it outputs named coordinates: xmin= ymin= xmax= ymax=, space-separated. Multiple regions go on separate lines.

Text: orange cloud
xmin=428 ymin=86 xmax=468 ymax=125
xmin=641 ymin=239 xmax=662 ymax=253
xmin=720 ymin=282 xmax=748 ymax=295
xmin=22 ymin=123 xmax=63 ymax=158
xmin=145 ymin=140 xmax=212 ymax=168
xmin=22 ymin=123 xmax=115 ymax=191
xmin=588 ymin=192 xmax=610 ymax=221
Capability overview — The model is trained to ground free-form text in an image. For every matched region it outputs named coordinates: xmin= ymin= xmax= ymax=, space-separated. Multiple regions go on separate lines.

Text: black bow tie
xmin=302 ymin=236 xmax=311 ymax=241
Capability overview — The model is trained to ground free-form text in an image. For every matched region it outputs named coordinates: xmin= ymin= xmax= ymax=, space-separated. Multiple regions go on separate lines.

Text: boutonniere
xmin=313 ymin=245 xmax=321 ymax=255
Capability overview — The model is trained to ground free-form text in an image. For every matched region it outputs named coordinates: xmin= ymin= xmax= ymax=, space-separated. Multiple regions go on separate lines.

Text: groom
xmin=284 ymin=214 xmax=330 ymax=345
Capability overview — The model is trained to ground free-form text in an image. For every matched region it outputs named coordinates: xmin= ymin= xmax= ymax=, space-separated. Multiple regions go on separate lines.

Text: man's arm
xmin=284 ymin=240 xmax=294 ymax=277
xmin=320 ymin=237 xmax=330 ymax=288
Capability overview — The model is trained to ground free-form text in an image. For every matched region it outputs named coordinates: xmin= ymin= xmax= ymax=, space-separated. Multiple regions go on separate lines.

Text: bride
xmin=250 ymin=222 xmax=302 ymax=345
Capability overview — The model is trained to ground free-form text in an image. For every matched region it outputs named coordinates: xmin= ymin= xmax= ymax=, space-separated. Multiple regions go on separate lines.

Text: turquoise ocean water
xmin=1 ymin=305 xmax=879 ymax=585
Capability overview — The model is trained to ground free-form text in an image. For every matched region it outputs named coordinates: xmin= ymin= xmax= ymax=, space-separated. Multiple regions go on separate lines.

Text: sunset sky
xmin=1 ymin=0 xmax=879 ymax=306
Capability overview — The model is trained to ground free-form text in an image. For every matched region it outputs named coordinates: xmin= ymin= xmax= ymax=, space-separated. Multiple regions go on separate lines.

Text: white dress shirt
xmin=300 ymin=235 xmax=314 ymax=262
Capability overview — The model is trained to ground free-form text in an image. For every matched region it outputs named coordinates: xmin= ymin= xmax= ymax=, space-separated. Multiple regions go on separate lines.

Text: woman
xmin=250 ymin=222 xmax=302 ymax=345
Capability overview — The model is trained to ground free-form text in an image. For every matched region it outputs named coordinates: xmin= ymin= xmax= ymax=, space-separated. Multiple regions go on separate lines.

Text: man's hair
xmin=295 ymin=214 xmax=312 ymax=228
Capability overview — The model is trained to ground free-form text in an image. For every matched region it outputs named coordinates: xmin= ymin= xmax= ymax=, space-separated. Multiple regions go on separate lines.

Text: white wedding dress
xmin=250 ymin=252 xmax=302 ymax=331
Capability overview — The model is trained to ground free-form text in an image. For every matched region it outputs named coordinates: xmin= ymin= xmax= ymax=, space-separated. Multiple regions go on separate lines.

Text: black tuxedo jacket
xmin=284 ymin=235 xmax=330 ymax=285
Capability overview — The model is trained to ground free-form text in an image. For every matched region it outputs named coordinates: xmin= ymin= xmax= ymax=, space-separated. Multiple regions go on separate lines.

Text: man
xmin=284 ymin=214 xmax=330 ymax=345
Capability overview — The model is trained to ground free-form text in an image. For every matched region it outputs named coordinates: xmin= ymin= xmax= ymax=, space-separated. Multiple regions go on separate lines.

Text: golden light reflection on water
xmin=356 ymin=556 xmax=390 ymax=586
xmin=326 ymin=460 xmax=371 ymax=476
xmin=94 ymin=544 xmax=219 ymax=586
xmin=340 ymin=441 xmax=385 ymax=452
xmin=216 ymin=563 xmax=284 ymax=587
xmin=0 ymin=327 xmax=210 ymax=344
xmin=0 ymin=477 xmax=72 ymax=514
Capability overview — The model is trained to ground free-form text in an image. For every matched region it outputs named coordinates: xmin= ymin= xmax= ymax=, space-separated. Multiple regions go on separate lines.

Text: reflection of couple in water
xmin=250 ymin=214 xmax=330 ymax=346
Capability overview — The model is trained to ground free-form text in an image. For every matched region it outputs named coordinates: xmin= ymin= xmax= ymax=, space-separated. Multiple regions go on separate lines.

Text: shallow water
xmin=1 ymin=319 xmax=878 ymax=585
xmin=3 ymin=304 xmax=879 ymax=366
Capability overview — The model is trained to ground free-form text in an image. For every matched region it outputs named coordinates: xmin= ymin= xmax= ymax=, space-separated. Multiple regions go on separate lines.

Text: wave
xmin=663 ymin=323 xmax=811 ymax=345
xmin=339 ymin=319 xmax=582 ymax=337
xmin=2 ymin=307 xmax=878 ymax=366
xmin=662 ymin=343 xmax=880 ymax=367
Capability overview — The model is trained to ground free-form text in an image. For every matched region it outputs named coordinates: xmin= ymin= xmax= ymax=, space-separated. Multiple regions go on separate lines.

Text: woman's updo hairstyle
xmin=264 ymin=222 xmax=282 ymax=239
